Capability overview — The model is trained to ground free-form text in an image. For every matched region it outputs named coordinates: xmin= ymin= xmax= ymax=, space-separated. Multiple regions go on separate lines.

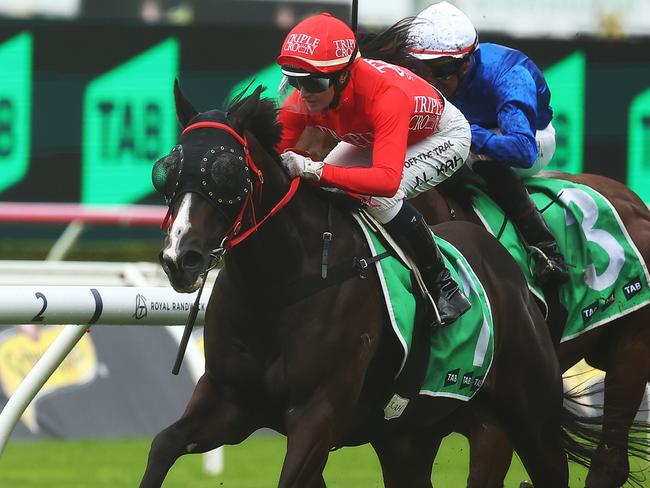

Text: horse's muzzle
xmin=159 ymin=248 xmax=205 ymax=293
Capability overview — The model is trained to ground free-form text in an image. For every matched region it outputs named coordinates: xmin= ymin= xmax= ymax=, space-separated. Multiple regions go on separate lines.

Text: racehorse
xmin=299 ymin=130 xmax=650 ymax=488
xmin=287 ymin=22 xmax=650 ymax=487
xmin=139 ymin=83 xmax=634 ymax=488
xmin=415 ymin=173 xmax=650 ymax=488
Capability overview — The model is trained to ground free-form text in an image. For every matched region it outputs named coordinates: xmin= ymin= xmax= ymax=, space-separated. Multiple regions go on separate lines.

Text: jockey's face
xmin=425 ymin=57 xmax=471 ymax=98
xmin=299 ymin=84 xmax=336 ymax=112
xmin=286 ymin=70 xmax=348 ymax=113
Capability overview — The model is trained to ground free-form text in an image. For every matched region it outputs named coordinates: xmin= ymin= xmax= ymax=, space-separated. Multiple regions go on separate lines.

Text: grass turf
xmin=4 ymin=433 xmax=644 ymax=487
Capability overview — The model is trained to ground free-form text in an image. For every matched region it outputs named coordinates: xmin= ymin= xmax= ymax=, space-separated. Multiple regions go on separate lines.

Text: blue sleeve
xmin=470 ymin=66 xmax=539 ymax=168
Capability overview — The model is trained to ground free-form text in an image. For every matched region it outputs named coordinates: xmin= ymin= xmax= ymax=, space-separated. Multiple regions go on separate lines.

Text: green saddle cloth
xmin=353 ymin=214 xmax=494 ymax=401
xmin=472 ymin=176 xmax=650 ymax=341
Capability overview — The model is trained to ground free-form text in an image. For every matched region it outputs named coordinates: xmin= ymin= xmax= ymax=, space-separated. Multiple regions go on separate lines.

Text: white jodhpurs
xmin=467 ymin=122 xmax=557 ymax=179
xmin=324 ymin=101 xmax=471 ymax=223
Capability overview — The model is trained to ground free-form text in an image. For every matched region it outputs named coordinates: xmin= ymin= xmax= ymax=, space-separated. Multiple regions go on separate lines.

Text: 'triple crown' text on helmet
xmin=277 ymin=13 xmax=357 ymax=76
xmin=409 ymin=1 xmax=478 ymax=61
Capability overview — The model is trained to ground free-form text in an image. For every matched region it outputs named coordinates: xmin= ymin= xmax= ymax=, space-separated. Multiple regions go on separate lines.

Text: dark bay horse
xmin=299 ymin=125 xmax=650 ymax=487
xmin=140 ymin=84 xmax=619 ymax=488
xmin=288 ymin=22 xmax=650 ymax=486
xmin=416 ymin=174 xmax=650 ymax=488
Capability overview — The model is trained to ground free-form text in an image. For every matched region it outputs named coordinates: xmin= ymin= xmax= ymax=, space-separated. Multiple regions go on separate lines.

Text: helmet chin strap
xmin=328 ymin=46 xmax=359 ymax=110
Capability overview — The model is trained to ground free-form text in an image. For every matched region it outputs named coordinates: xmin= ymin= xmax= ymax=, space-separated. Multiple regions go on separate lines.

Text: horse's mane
xmin=227 ymin=86 xmax=282 ymax=155
xmin=358 ymin=17 xmax=426 ymax=77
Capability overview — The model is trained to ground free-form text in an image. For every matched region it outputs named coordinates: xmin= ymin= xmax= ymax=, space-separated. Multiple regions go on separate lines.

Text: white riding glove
xmin=280 ymin=151 xmax=324 ymax=182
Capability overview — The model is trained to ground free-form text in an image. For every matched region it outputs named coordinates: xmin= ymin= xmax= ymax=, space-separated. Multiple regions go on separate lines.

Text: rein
xmin=170 ymin=120 xmax=300 ymax=375
xmin=179 ymin=121 xmax=301 ymax=251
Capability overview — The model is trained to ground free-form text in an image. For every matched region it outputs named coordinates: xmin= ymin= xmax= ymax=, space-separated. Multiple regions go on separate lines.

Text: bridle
xmin=168 ymin=119 xmax=301 ymax=375
xmin=167 ymin=120 xmax=301 ymax=263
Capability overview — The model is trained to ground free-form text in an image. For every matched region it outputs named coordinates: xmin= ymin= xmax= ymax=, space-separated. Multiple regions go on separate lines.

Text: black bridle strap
xmin=169 ymin=121 xmax=301 ymax=374
xmin=179 ymin=120 xmax=301 ymax=251
xmin=268 ymin=251 xmax=391 ymax=308
xmin=321 ymin=200 xmax=334 ymax=279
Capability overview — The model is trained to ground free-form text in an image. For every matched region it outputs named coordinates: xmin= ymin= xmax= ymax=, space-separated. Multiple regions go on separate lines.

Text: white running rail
xmin=0 ymin=261 xmax=223 ymax=474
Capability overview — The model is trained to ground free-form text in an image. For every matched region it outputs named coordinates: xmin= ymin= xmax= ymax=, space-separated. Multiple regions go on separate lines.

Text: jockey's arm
xmin=319 ymin=90 xmax=410 ymax=197
xmin=470 ymin=66 xmax=539 ymax=169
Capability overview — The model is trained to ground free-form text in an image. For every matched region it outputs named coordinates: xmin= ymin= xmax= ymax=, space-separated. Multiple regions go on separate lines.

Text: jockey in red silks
xmin=409 ymin=2 xmax=569 ymax=286
xmin=276 ymin=12 xmax=472 ymax=326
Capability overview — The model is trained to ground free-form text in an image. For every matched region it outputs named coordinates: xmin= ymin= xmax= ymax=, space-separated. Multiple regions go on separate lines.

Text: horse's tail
xmin=357 ymin=17 xmax=427 ymax=78
xmin=560 ymin=388 xmax=650 ymax=487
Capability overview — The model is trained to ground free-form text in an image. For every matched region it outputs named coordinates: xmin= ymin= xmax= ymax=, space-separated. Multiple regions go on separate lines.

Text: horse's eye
xmin=152 ymin=145 xmax=182 ymax=198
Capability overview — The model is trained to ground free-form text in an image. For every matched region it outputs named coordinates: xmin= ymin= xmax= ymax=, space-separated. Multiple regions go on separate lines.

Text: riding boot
xmin=473 ymin=160 xmax=569 ymax=286
xmin=515 ymin=207 xmax=570 ymax=285
xmin=384 ymin=202 xmax=471 ymax=326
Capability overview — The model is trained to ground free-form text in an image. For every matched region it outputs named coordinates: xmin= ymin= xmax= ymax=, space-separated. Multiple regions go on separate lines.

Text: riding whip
xmin=171 ymin=269 xmax=208 ymax=375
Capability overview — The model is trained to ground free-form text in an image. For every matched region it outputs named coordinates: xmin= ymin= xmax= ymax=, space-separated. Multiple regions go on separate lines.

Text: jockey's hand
xmin=280 ymin=151 xmax=324 ymax=182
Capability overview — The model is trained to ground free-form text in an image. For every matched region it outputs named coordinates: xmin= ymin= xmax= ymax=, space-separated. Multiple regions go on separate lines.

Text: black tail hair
xmin=560 ymin=387 xmax=650 ymax=487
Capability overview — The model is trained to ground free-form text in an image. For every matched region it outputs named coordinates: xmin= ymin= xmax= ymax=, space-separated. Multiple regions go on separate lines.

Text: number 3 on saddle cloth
xmin=471 ymin=177 xmax=650 ymax=342
xmin=353 ymin=213 xmax=495 ymax=420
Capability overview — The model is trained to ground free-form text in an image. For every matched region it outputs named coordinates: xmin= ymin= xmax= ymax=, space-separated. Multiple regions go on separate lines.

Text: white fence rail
xmin=0 ymin=261 xmax=222 ymax=474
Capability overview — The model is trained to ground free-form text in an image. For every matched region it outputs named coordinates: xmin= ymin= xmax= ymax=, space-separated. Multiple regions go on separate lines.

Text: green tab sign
xmin=627 ymin=87 xmax=650 ymax=203
xmin=0 ymin=32 xmax=32 ymax=194
xmin=544 ymin=51 xmax=585 ymax=174
xmin=227 ymin=63 xmax=287 ymax=105
xmin=82 ymin=38 xmax=179 ymax=204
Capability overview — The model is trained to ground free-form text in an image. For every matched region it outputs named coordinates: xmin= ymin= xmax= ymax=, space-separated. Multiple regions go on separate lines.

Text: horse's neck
xmin=226 ymin=143 xmax=352 ymax=290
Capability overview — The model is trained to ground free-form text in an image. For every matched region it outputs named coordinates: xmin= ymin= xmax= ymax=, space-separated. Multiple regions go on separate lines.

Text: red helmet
xmin=277 ymin=13 xmax=357 ymax=75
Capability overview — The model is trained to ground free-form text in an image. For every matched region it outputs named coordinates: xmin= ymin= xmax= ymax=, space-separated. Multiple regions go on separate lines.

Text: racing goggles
xmin=286 ymin=74 xmax=334 ymax=93
xmin=428 ymin=60 xmax=464 ymax=80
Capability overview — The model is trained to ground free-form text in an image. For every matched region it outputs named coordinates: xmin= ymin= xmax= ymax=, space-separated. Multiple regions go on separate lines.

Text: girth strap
xmin=266 ymin=252 xmax=391 ymax=309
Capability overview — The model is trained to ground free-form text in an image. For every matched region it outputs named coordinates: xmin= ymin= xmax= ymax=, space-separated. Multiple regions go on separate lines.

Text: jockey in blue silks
xmin=409 ymin=1 xmax=569 ymax=286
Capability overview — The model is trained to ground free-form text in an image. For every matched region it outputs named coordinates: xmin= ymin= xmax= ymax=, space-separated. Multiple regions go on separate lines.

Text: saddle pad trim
xmin=353 ymin=213 xmax=410 ymax=377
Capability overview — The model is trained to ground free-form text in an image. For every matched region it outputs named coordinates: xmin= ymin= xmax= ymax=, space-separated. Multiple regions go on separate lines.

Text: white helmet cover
xmin=410 ymin=1 xmax=478 ymax=60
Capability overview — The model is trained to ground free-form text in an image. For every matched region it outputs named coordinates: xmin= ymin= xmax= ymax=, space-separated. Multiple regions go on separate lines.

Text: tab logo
xmin=471 ymin=376 xmax=484 ymax=391
xmin=444 ymin=368 xmax=460 ymax=387
xmin=581 ymin=301 xmax=599 ymax=323
xmin=82 ymin=38 xmax=179 ymax=204
xmin=0 ymin=32 xmax=32 ymax=194
xmin=461 ymin=373 xmax=473 ymax=390
xmin=623 ymin=277 xmax=642 ymax=300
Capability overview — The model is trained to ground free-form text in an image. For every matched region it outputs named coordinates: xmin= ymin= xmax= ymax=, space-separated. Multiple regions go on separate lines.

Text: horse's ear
xmin=174 ymin=79 xmax=198 ymax=128
xmin=227 ymin=85 xmax=263 ymax=134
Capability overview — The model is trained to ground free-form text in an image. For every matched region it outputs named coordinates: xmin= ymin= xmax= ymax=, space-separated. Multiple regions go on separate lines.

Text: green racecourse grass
xmin=2 ymin=433 xmax=648 ymax=487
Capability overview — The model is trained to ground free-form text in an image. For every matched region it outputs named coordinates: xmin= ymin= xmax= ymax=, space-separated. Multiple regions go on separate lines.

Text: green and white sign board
xmin=0 ymin=32 xmax=32 ymax=194
xmin=82 ymin=38 xmax=179 ymax=204
xmin=227 ymin=63 xmax=287 ymax=106
xmin=544 ymin=51 xmax=585 ymax=174
xmin=628 ymin=87 xmax=650 ymax=202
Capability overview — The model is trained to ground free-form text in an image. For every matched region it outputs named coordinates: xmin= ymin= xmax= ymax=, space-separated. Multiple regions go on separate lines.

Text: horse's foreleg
xmin=585 ymin=324 xmax=650 ymax=488
xmin=464 ymin=420 xmax=514 ymax=488
xmin=490 ymin=346 xmax=569 ymax=488
xmin=371 ymin=430 xmax=441 ymax=488
xmin=277 ymin=397 xmax=337 ymax=488
xmin=139 ymin=373 xmax=258 ymax=488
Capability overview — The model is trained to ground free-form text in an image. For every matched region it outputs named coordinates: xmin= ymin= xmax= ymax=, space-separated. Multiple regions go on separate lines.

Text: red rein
xmin=166 ymin=121 xmax=300 ymax=250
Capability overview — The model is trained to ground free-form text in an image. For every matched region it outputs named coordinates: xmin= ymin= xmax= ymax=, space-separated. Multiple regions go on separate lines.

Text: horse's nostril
xmin=181 ymin=250 xmax=204 ymax=271
xmin=160 ymin=251 xmax=177 ymax=275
